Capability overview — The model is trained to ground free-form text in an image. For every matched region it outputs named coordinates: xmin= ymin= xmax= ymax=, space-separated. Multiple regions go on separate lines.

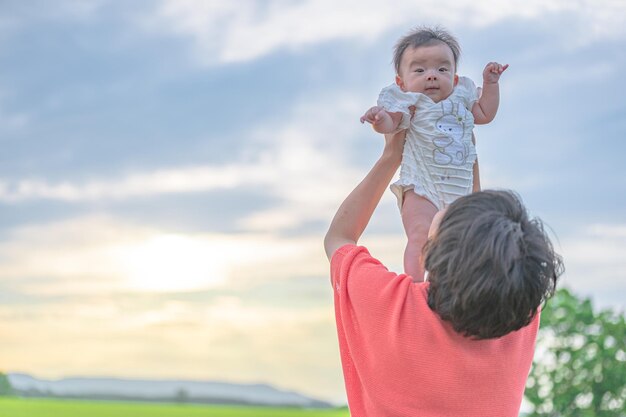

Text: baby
xmin=360 ymin=26 xmax=508 ymax=281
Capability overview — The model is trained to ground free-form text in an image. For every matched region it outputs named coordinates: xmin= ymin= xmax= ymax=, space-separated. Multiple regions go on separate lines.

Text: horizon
xmin=4 ymin=372 xmax=334 ymax=408
xmin=1 ymin=0 xmax=625 ymax=405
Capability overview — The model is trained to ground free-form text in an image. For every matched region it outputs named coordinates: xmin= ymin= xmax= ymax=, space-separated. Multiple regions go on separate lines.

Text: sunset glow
xmin=116 ymin=234 xmax=228 ymax=292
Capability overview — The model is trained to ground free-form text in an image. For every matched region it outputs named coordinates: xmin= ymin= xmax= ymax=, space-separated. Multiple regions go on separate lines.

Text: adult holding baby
xmin=324 ymin=127 xmax=562 ymax=416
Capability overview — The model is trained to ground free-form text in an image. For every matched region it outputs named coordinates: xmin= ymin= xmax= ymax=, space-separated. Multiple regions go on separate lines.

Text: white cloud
xmin=0 ymin=214 xmax=330 ymax=295
xmin=0 ymin=87 xmax=375 ymax=237
xmin=235 ymin=90 xmax=382 ymax=232
xmin=140 ymin=0 xmax=626 ymax=65
xmin=558 ymin=223 xmax=626 ymax=309
xmin=0 ymin=215 xmax=136 ymax=292
xmin=140 ymin=0 xmax=389 ymax=65
xmin=0 ymin=164 xmax=275 ymax=202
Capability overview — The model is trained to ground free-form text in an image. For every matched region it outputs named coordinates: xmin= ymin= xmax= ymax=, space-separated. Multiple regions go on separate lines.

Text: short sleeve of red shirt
xmin=331 ymin=244 xmax=415 ymax=327
xmin=330 ymin=244 xmax=540 ymax=417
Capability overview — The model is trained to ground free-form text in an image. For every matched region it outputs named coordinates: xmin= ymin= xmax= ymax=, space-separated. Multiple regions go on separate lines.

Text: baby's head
xmin=394 ymin=26 xmax=461 ymax=102
xmin=423 ymin=190 xmax=563 ymax=339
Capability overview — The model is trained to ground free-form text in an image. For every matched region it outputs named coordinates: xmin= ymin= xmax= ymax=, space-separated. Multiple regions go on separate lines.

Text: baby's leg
xmin=401 ymin=190 xmax=438 ymax=282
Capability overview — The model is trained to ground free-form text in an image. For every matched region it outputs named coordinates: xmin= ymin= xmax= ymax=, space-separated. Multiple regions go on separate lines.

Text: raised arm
xmin=324 ymin=130 xmax=406 ymax=260
xmin=472 ymin=62 xmax=508 ymax=125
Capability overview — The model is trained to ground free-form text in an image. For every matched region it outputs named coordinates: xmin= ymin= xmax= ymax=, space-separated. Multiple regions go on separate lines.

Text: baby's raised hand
xmin=483 ymin=62 xmax=509 ymax=84
xmin=360 ymin=106 xmax=391 ymax=126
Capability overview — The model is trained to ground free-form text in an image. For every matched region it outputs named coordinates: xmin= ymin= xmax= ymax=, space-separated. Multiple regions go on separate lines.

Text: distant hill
xmin=7 ymin=373 xmax=332 ymax=408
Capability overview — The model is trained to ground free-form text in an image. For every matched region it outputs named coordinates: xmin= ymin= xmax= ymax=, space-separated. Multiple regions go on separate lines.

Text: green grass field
xmin=0 ymin=398 xmax=350 ymax=417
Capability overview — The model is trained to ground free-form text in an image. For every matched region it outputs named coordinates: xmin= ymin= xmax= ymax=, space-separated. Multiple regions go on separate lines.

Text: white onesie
xmin=378 ymin=77 xmax=479 ymax=210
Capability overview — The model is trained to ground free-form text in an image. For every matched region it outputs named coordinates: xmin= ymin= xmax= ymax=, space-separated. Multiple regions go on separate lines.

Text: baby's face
xmin=396 ymin=42 xmax=458 ymax=103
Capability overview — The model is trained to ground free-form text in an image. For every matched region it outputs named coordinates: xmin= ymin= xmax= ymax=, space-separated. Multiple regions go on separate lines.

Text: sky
xmin=0 ymin=0 xmax=625 ymax=405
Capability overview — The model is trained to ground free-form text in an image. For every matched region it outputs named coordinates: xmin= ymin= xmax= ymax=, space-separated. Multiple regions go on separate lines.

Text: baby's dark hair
xmin=393 ymin=26 xmax=461 ymax=75
xmin=423 ymin=190 xmax=563 ymax=340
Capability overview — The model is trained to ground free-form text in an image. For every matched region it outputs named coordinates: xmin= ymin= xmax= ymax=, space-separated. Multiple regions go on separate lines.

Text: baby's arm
xmin=472 ymin=62 xmax=508 ymax=125
xmin=360 ymin=106 xmax=403 ymax=134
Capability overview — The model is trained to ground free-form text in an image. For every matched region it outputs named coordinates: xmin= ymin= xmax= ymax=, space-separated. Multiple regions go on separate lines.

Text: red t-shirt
xmin=331 ymin=244 xmax=539 ymax=417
